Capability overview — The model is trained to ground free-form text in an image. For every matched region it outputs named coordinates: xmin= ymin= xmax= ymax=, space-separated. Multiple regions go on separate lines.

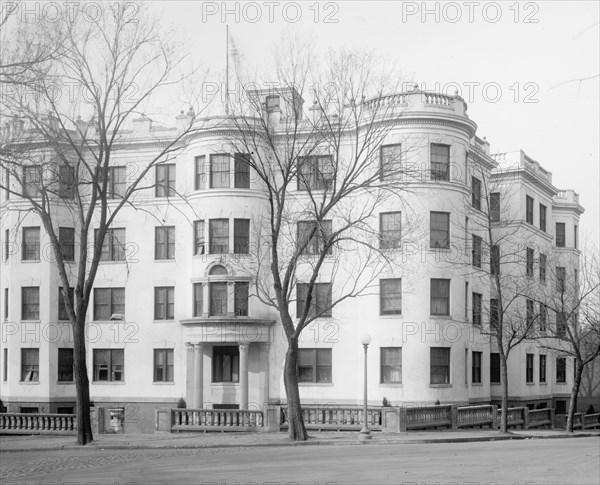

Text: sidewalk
xmin=2 ymin=428 xmax=598 ymax=452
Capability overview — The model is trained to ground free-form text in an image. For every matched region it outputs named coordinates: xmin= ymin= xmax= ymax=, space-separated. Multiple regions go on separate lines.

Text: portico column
xmin=193 ymin=343 xmax=205 ymax=409
xmin=239 ymin=343 xmax=249 ymax=410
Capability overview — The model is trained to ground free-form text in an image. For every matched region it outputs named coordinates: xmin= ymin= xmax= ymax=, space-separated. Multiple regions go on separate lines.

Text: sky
xmin=155 ymin=0 xmax=599 ymax=245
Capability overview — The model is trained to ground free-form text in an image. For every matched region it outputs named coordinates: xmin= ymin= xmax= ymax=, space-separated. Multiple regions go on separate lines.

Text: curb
xmin=1 ymin=432 xmax=598 ymax=453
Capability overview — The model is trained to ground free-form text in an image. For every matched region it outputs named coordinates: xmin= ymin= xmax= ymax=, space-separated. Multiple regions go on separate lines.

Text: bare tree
xmin=532 ymin=248 xmax=600 ymax=432
xmin=466 ymin=160 xmax=543 ymax=433
xmin=224 ymin=45 xmax=416 ymax=440
xmin=0 ymin=3 xmax=203 ymax=445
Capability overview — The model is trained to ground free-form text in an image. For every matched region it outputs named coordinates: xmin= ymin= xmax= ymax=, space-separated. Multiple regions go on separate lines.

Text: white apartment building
xmin=0 ymin=89 xmax=583 ymax=432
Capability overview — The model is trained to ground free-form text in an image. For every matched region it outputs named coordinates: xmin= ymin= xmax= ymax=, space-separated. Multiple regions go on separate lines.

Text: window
xmin=96 ymin=228 xmax=126 ymax=261
xmin=430 ymin=144 xmax=450 ymax=181
xmin=234 ymin=282 xmax=249 ymax=316
xmin=430 ymin=347 xmax=450 ymax=384
xmin=296 ymin=283 xmax=332 ymax=318
xmin=153 ymin=349 xmax=174 ymax=382
xmin=556 ymin=266 xmax=566 ymax=293
xmin=539 ymin=204 xmax=547 ymax=232
xmin=2 ymin=348 xmax=7 ymax=381
xmin=21 ymin=348 xmax=39 ymax=381
xmin=155 ymin=226 xmax=175 ymax=260
xmin=526 ymin=247 xmax=534 ymax=277
xmin=539 ymin=303 xmax=547 ymax=332
xmin=19 ymin=407 xmax=39 ymax=414
xmin=234 ymin=219 xmax=250 ymax=254
xmin=22 ymin=227 xmax=40 ymax=261
xmin=210 ymin=154 xmax=230 ymax=188
xmin=266 ymin=95 xmax=280 ymax=109
xmin=472 ymin=292 xmax=482 ymax=325
xmin=381 ymin=347 xmax=402 ymax=384
xmin=193 ymin=283 xmax=203 ymax=317
xmin=59 ymin=227 xmax=75 ymax=262
xmin=3 ymin=288 xmax=7 ymax=320
xmin=556 ymin=357 xmax=566 ymax=383
xmin=93 ymin=349 xmax=124 ymax=381
xmin=155 ymin=164 xmax=176 ymax=197
xmin=526 ymin=353 xmax=534 ymax=383
xmin=490 ymin=245 xmax=500 ymax=275
xmin=106 ymin=166 xmax=126 ymax=198
xmin=213 ymin=346 xmax=239 ymax=382
xmin=58 ymin=348 xmax=74 ymax=382
xmin=93 ymin=288 xmax=125 ymax=320
xmin=379 ymin=212 xmax=402 ymax=249
xmin=193 ymin=220 xmax=205 ymax=255
xmin=430 ymin=212 xmax=450 ymax=248
xmin=472 ymin=235 xmax=482 ymax=268
xmin=58 ymin=287 xmax=74 ymax=321
xmin=154 ymin=287 xmax=174 ymax=320
xmin=380 ymin=278 xmax=402 ymax=315
xmin=539 ymin=354 xmax=547 ymax=383
xmin=209 ymin=219 xmax=229 ymax=254
xmin=380 ymin=144 xmax=402 ymax=181
xmin=194 ymin=156 xmax=205 ymax=190
xmin=556 ymin=312 xmax=567 ymax=338
xmin=526 ymin=299 xmax=535 ymax=327
xmin=539 ymin=253 xmax=547 ymax=282
xmin=234 ymin=153 xmax=251 ymax=188
xmin=209 ymin=282 xmax=228 ymax=316
xmin=471 ymin=177 xmax=481 ymax=210
xmin=297 ymin=220 xmax=333 ymax=255
xmin=21 ymin=287 xmax=39 ymax=320
xmin=472 ymin=351 xmax=482 ymax=383
xmin=4 ymin=170 xmax=9 ymax=200
xmin=430 ymin=279 xmax=450 ymax=316
xmin=298 ymin=155 xmax=335 ymax=191
xmin=525 ymin=195 xmax=534 ymax=225
xmin=298 ymin=348 xmax=332 ymax=383
xmin=490 ymin=298 xmax=499 ymax=328
xmin=490 ymin=352 xmax=500 ymax=383
xmin=23 ymin=165 xmax=42 ymax=197
xmin=59 ymin=165 xmax=75 ymax=198
xmin=574 ymin=225 xmax=578 ymax=249
xmin=490 ymin=192 xmax=500 ymax=221
xmin=555 ymin=222 xmax=565 ymax=247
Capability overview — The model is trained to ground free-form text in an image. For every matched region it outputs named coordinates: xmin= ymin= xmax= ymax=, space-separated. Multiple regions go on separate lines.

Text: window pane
xmin=234 ymin=282 xmax=249 ymax=316
xmin=209 ymin=219 xmax=229 ymax=254
xmin=210 ymin=282 xmax=228 ymax=316
xmin=234 ymin=153 xmax=251 ymax=189
xmin=234 ymin=219 xmax=250 ymax=254
xmin=380 ymin=278 xmax=402 ymax=315
xmin=210 ymin=154 xmax=230 ymax=188
xmin=430 ymin=279 xmax=450 ymax=315
xmin=380 ymin=144 xmax=402 ymax=181
xmin=380 ymin=212 xmax=401 ymax=249
xmin=194 ymin=220 xmax=205 ymax=255
xmin=430 ymin=144 xmax=449 ymax=181
xmin=430 ymin=212 xmax=449 ymax=248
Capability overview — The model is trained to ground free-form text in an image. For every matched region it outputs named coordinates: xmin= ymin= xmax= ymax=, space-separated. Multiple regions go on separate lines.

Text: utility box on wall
xmin=107 ymin=407 xmax=125 ymax=433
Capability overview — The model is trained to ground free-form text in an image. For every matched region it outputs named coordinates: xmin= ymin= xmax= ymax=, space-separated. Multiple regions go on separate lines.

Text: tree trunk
xmin=73 ymin=317 xmax=93 ymax=445
xmin=499 ymin=353 xmax=509 ymax=433
xmin=283 ymin=338 xmax=308 ymax=441
xmin=566 ymin=361 xmax=584 ymax=433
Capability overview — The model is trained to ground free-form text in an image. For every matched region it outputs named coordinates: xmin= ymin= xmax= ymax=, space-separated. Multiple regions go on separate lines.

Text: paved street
xmin=1 ymin=437 xmax=598 ymax=485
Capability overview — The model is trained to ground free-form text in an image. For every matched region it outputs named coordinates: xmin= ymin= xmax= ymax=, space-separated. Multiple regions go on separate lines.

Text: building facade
xmin=0 ymin=89 xmax=584 ymax=431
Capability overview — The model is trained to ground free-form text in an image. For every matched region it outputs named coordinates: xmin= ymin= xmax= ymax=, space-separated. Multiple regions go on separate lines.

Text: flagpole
xmin=225 ymin=24 xmax=229 ymax=114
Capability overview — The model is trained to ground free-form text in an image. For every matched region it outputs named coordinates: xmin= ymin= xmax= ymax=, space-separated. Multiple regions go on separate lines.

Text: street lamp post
xmin=359 ymin=333 xmax=372 ymax=441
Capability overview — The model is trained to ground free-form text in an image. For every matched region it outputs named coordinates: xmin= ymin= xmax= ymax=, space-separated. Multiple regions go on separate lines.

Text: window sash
xmin=539 ymin=254 xmax=547 ymax=281
xmin=296 ymin=283 xmax=332 ymax=319
xmin=154 ymin=349 xmax=174 ymax=382
xmin=298 ymin=220 xmax=332 ymax=255
xmin=490 ymin=299 xmax=499 ymax=327
xmin=22 ymin=227 xmax=40 ymax=261
xmin=209 ymin=219 xmax=229 ymax=254
xmin=233 ymin=219 xmax=250 ymax=254
xmin=154 ymin=287 xmax=174 ymax=320
xmin=93 ymin=349 xmax=124 ymax=382
xmin=195 ymin=156 xmax=205 ymax=190
xmin=526 ymin=196 xmax=534 ymax=224
xmin=490 ymin=353 xmax=500 ymax=383
xmin=430 ymin=212 xmax=450 ymax=248
xmin=381 ymin=347 xmax=402 ymax=383
xmin=472 ymin=351 xmax=482 ymax=383
xmin=96 ymin=228 xmax=126 ymax=261
xmin=490 ymin=192 xmax=500 ymax=221
xmin=430 ymin=144 xmax=450 ymax=181
xmin=155 ymin=227 xmax=175 ymax=260
xmin=234 ymin=153 xmax=251 ymax=189
xmin=58 ymin=348 xmax=74 ymax=382
xmin=471 ymin=177 xmax=481 ymax=210
xmin=556 ymin=267 xmax=566 ymax=293
xmin=209 ymin=282 xmax=228 ymax=316
xmin=93 ymin=288 xmax=125 ymax=320
xmin=526 ymin=354 xmax=534 ymax=382
xmin=539 ymin=204 xmax=547 ymax=231
xmin=21 ymin=287 xmax=40 ymax=320
xmin=379 ymin=212 xmax=402 ymax=249
xmin=107 ymin=166 xmax=126 ymax=198
xmin=210 ymin=154 xmax=230 ymax=188
xmin=526 ymin=248 xmax=534 ymax=277
xmin=556 ymin=357 xmax=566 ymax=383
xmin=430 ymin=279 xmax=450 ymax=315
xmin=555 ymin=223 xmax=565 ymax=247
xmin=490 ymin=245 xmax=500 ymax=275
xmin=23 ymin=165 xmax=42 ymax=197
xmin=193 ymin=283 xmax=203 ymax=317
xmin=472 ymin=293 xmax=482 ymax=325
xmin=297 ymin=349 xmax=332 ymax=383
xmin=59 ymin=227 xmax=75 ymax=261
xmin=21 ymin=348 xmax=39 ymax=381
xmin=539 ymin=355 xmax=547 ymax=382
xmin=539 ymin=303 xmax=547 ymax=331
xmin=58 ymin=287 xmax=74 ymax=321
xmin=59 ymin=165 xmax=75 ymax=198
xmin=430 ymin=347 xmax=450 ymax=384
xmin=155 ymin=164 xmax=176 ymax=197
xmin=472 ymin=235 xmax=482 ymax=267
xmin=380 ymin=144 xmax=402 ymax=181
xmin=297 ymin=156 xmax=334 ymax=191
xmin=380 ymin=279 xmax=402 ymax=315
xmin=234 ymin=282 xmax=249 ymax=316
xmin=194 ymin=220 xmax=205 ymax=255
